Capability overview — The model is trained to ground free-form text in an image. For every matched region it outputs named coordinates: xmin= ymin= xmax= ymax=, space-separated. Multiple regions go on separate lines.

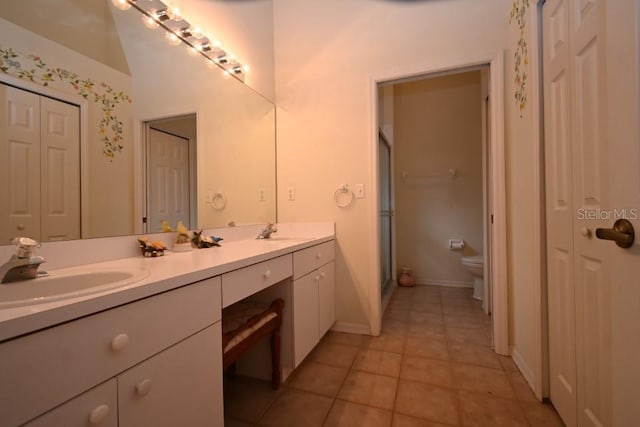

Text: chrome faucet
xmin=1 ymin=237 xmax=46 ymax=283
xmin=256 ymin=223 xmax=278 ymax=239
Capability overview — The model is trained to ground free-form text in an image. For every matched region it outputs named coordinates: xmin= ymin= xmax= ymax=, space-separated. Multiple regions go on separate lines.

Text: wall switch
xmin=287 ymin=187 xmax=295 ymax=201
xmin=258 ymin=189 xmax=265 ymax=201
xmin=355 ymin=183 xmax=365 ymax=199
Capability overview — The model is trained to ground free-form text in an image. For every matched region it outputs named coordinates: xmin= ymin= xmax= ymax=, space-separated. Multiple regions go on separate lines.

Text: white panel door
xmin=40 ymin=96 xmax=80 ymax=242
xmin=0 ymin=84 xmax=41 ymax=243
xmin=544 ymin=0 xmax=640 ymax=425
xmin=147 ymin=128 xmax=190 ymax=232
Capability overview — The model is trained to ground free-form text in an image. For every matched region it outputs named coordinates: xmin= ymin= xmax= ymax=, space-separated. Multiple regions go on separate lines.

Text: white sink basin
xmin=0 ymin=267 xmax=150 ymax=309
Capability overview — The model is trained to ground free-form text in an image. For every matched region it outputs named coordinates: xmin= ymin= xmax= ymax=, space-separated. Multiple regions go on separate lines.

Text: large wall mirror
xmin=0 ymin=0 xmax=276 ymax=244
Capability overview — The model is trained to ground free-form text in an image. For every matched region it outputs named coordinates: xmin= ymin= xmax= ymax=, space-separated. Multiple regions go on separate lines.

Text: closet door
xmin=0 ymin=84 xmax=41 ymax=243
xmin=0 ymin=83 xmax=80 ymax=243
xmin=40 ymin=96 xmax=80 ymax=241
xmin=544 ymin=0 xmax=640 ymax=425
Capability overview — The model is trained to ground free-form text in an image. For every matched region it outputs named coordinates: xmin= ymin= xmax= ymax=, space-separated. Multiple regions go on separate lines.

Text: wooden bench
xmin=222 ymin=298 xmax=285 ymax=389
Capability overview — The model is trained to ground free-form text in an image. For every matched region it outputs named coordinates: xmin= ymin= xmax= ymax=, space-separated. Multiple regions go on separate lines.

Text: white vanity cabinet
xmin=292 ymin=241 xmax=336 ymax=366
xmin=117 ymin=324 xmax=221 ymax=427
xmin=0 ymin=277 xmax=223 ymax=427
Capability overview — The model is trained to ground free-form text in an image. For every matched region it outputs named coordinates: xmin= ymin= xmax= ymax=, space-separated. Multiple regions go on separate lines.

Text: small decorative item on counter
xmin=161 ymin=220 xmax=174 ymax=232
xmin=398 ymin=267 xmax=416 ymax=287
xmin=192 ymin=230 xmax=223 ymax=248
xmin=173 ymin=221 xmax=193 ymax=252
xmin=138 ymin=237 xmax=167 ymax=257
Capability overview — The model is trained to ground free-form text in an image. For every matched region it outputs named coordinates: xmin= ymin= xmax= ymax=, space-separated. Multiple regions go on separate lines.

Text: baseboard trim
xmin=417 ymin=279 xmax=473 ymax=288
xmin=331 ymin=321 xmax=371 ymax=336
xmin=511 ymin=346 xmax=540 ymax=401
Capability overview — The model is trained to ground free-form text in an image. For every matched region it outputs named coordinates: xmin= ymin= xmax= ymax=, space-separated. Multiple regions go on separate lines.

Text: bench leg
xmin=270 ymin=329 xmax=281 ymax=390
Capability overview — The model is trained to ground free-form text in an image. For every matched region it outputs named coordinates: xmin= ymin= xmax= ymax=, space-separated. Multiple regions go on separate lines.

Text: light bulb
xmin=142 ymin=14 xmax=159 ymax=29
xmin=188 ymin=46 xmax=198 ymax=56
xmin=165 ymin=32 xmax=181 ymax=46
xmin=112 ymin=0 xmax=131 ymax=10
xmin=243 ymin=65 xmax=250 ymax=72
xmin=191 ymin=26 xmax=204 ymax=39
xmin=170 ymin=7 xmax=182 ymax=21
xmin=212 ymin=39 xmax=223 ymax=48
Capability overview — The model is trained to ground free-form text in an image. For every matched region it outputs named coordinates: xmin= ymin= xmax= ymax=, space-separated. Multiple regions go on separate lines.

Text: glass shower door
xmin=379 ymin=131 xmax=392 ymax=296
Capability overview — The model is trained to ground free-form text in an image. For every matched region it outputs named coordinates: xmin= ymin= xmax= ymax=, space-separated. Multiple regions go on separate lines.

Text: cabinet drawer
xmin=24 ymin=380 xmax=117 ymax=427
xmin=222 ymin=254 xmax=292 ymax=307
xmin=0 ymin=276 xmax=221 ymax=427
xmin=293 ymin=240 xmax=335 ymax=279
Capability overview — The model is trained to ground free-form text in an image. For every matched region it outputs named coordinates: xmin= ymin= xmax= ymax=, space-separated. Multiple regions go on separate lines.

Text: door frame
xmin=133 ymin=109 xmax=199 ymax=235
xmin=368 ymin=51 xmax=509 ymax=356
xmin=0 ymin=73 xmax=90 ymax=238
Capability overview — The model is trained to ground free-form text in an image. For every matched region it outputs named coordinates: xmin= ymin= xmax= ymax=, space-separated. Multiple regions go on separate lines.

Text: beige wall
xmin=0 ymin=0 xmax=130 ymax=74
xmin=393 ymin=72 xmax=483 ymax=287
xmin=179 ymin=0 xmax=276 ymax=101
xmin=503 ymin=0 xmax=544 ymax=393
xmin=273 ymin=0 xmax=510 ymax=332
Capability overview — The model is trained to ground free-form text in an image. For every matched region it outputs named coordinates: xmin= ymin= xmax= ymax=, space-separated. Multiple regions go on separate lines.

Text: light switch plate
xmin=287 ymin=187 xmax=295 ymax=201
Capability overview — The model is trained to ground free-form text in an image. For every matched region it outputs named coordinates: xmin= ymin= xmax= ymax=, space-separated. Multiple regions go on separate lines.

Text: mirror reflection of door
xmin=145 ymin=115 xmax=197 ymax=233
xmin=0 ymin=83 xmax=80 ymax=243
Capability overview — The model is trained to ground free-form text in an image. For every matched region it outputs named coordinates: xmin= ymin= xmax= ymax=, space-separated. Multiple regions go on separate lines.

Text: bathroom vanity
xmin=0 ymin=224 xmax=335 ymax=427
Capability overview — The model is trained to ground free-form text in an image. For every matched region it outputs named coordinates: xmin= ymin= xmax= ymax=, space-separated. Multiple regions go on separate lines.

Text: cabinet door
xmin=318 ymin=261 xmax=335 ymax=338
xmin=293 ymin=272 xmax=320 ymax=366
xmin=24 ymin=380 xmax=117 ymax=427
xmin=118 ymin=324 xmax=223 ymax=427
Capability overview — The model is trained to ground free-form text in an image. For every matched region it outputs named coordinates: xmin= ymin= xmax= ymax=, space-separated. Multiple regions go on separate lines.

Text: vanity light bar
xmin=114 ymin=0 xmax=248 ymax=82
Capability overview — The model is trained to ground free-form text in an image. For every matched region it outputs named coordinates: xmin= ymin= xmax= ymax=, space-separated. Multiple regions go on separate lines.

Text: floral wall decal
xmin=0 ymin=47 xmax=131 ymax=159
xmin=510 ymin=0 xmax=530 ymax=111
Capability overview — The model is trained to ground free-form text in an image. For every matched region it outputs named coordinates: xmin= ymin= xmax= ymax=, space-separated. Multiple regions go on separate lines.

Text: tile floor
xmin=223 ymin=285 xmax=565 ymax=426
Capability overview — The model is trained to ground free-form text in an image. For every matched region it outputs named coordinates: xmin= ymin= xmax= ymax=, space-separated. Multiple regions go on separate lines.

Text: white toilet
xmin=461 ymin=255 xmax=484 ymax=300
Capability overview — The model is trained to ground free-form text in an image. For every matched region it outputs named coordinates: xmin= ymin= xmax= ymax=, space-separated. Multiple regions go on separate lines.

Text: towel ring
xmin=210 ymin=192 xmax=226 ymax=210
xmin=334 ymin=184 xmax=354 ymax=208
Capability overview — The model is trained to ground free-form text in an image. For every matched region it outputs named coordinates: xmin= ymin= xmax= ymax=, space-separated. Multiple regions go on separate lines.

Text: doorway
xmin=378 ymin=67 xmax=492 ymax=324
xmin=371 ymin=53 xmax=508 ymax=354
xmin=144 ymin=114 xmax=197 ymax=233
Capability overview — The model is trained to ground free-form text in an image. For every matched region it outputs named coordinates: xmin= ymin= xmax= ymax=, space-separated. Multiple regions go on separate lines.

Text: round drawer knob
xmin=263 ymin=269 xmax=272 ymax=279
xmin=316 ymin=253 xmax=322 ymax=259
xmin=581 ymin=227 xmax=591 ymax=238
xmin=89 ymin=404 xmax=110 ymax=425
xmin=136 ymin=379 xmax=152 ymax=396
xmin=314 ymin=275 xmax=320 ymax=281
xmin=320 ymin=272 xmax=326 ymax=278
xmin=111 ymin=333 xmax=129 ymax=352
xmin=17 ymin=224 xmax=25 ymax=231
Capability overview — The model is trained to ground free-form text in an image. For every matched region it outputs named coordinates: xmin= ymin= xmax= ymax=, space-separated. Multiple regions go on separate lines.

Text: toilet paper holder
xmin=448 ymin=239 xmax=465 ymax=250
